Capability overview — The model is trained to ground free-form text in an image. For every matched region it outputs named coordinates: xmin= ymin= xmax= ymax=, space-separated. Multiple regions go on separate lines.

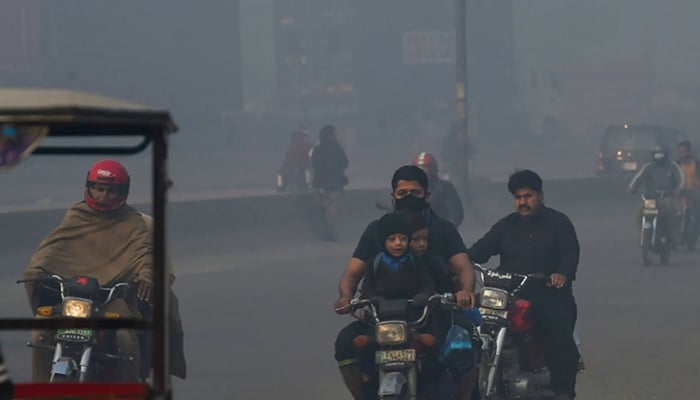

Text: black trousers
xmin=525 ymin=288 xmax=578 ymax=398
xmin=334 ymin=320 xmax=374 ymax=368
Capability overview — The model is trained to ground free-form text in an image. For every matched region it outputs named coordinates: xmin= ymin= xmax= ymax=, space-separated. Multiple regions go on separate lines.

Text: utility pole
xmin=454 ymin=0 xmax=470 ymax=204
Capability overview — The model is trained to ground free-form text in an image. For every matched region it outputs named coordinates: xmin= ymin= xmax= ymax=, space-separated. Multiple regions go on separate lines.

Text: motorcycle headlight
xmin=375 ymin=322 xmax=407 ymax=345
xmin=62 ymin=298 xmax=92 ymax=318
xmin=480 ymin=288 xmax=509 ymax=310
xmin=644 ymin=199 xmax=657 ymax=209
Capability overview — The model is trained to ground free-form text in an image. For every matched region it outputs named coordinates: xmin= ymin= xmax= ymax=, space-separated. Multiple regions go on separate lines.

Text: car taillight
xmin=508 ymin=299 xmax=533 ymax=333
xmin=596 ymin=151 xmax=604 ymax=171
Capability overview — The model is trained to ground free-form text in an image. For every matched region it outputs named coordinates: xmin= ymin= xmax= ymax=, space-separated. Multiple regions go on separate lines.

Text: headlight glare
xmin=376 ymin=322 xmax=407 ymax=345
xmin=480 ymin=289 xmax=509 ymax=310
xmin=63 ymin=298 xmax=92 ymax=318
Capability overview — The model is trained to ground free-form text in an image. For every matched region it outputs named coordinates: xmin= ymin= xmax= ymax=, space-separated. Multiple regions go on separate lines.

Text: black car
xmin=596 ymin=124 xmax=688 ymax=175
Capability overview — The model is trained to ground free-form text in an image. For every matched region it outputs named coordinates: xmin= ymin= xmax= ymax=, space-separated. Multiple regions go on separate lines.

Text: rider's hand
xmin=136 ymin=280 xmax=153 ymax=302
xmin=334 ymin=296 xmax=352 ymax=314
xmin=548 ymin=273 xmax=567 ymax=289
xmin=455 ymin=290 xmax=475 ymax=309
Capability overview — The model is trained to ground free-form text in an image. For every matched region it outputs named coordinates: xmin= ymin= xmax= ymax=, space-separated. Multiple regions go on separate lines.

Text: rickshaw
xmin=0 ymin=88 xmax=177 ymax=400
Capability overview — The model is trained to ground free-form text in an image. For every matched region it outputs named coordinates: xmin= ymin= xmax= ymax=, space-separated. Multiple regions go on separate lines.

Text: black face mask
xmin=394 ymin=195 xmax=427 ymax=212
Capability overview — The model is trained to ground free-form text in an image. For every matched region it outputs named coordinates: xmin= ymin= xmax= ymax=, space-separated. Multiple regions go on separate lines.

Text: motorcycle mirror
xmin=0 ymin=124 xmax=48 ymax=171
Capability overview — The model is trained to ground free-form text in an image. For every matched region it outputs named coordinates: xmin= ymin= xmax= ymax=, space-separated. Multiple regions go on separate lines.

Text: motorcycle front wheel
xmin=479 ymin=358 xmax=503 ymax=399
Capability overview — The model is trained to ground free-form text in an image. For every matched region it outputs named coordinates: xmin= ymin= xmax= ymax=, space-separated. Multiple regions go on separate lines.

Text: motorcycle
xmin=474 ymin=264 xmax=554 ymax=400
xmin=678 ymin=192 xmax=698 ymax=251
xmin=640 ymin=192 xmax=672 ymax=265
xmin=18 ymin=274 xmax=134 ymax=382
xmin=337 ymin=293 xmax=458 ymax=400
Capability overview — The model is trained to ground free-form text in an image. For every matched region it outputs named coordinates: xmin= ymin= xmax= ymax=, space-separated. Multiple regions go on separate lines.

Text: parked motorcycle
xmin=19 ymin=274 xmax=134 ymax=382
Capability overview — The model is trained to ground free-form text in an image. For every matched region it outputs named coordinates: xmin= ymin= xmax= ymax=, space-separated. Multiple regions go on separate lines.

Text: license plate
xmin=479 ymin=307 xmax=508 ymax=319
xmin=623 ymin=162 xmax=638 ymax=171
xmin=643 ymin=209 xmax=659 ymax=215
xmin=375 ymin=349 xmax=416 ymax=364
xmin=56 ymin=328 xmax=93 ymax=341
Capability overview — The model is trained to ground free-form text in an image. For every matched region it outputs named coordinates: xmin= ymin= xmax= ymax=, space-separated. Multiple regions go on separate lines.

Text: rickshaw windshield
xmin=0 ymin=88 xmax=176 ymax=400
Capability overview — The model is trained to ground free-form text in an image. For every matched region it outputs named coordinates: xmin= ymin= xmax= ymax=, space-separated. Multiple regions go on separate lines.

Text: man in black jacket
xmin=469 ymin=169 xmax=580 ymax=400
xmin=336 ymin=165 xmax=478 ymax=400
xmin=310 ymin=124 xmax=349 ymax=240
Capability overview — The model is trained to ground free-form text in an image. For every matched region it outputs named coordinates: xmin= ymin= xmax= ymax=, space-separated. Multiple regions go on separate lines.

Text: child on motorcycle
xmin=334 ymin=211 xmax=435 ymax=400
xmin=405 ymin=211 xmax=481 ymax=399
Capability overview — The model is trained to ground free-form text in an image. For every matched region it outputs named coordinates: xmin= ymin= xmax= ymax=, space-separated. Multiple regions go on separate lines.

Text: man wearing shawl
xmin=24 ymin=160 xmax=152 ymax=382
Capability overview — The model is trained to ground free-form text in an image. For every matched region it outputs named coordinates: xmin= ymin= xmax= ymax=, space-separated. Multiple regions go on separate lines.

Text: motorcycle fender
xmin=51 ymin=342 xmax=63 ymax=364
xmin=378 ymin=371 xmax=408 ymax=397
xmin=51 ymin=357 xmax=79 ymax=376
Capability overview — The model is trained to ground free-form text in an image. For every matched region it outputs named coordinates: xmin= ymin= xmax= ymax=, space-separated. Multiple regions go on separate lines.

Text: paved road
xmin=0 ymin=190 xmax=698 ymax=399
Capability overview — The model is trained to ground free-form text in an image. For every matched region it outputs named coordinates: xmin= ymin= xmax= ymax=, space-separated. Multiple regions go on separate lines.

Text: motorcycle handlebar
xmin=642 ymin=191 xmax=673 ymax=199
xmin=474 ymin=263 xmax=555 ymax=294
xmin=17 ymin=275 xmax=133 ymax=289
xmin=16 ymin=273 xmax=64 ymax=285
xmin=474 ymin=263 xmax=548 ymax=282
xmin=337 ymin=293 xmax=457 ymax=326
xmin=17 ymin=274 xmax=134 ymax=303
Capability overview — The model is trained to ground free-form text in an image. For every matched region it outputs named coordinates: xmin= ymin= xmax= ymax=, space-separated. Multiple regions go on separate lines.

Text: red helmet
xmin=413 ymin=152 xmax=438 ymax=170
xmin=84 ymin=160 xmax=130 ymax=212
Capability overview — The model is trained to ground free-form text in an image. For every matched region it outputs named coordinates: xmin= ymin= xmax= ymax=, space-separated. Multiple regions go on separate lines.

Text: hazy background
xmin=3 ymin=0 xmax=700 ymax=205
xmin=3 ymin=2 xmax=700 ymax=399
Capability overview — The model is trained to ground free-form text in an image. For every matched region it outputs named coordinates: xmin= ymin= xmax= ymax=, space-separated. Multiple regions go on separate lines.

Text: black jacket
xmin=469 ymin=206 xmax=580 ymax=281
xmin=628 ymin=161 xmax=684 ymax=194
xmin=310 ymin=139 xmax=349 ymax=191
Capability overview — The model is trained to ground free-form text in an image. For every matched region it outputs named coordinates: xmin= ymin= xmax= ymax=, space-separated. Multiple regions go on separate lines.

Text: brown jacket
xmin=24 ymin=204 xmax=187 ymax=379
xmin=25 ymin=202 xmax=152 ymax=311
